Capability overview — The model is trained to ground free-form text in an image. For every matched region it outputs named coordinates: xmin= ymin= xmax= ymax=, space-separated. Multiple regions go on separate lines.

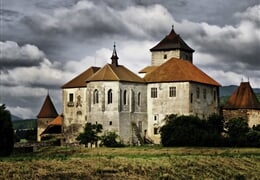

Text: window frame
xmin=108 ymin=89 xmax=112 ymax=104
xmin=151 ymin=88 xmax=157 ymax=98
xmin=93 ymin=89 xmax=99 ymax=104
xmin=169 ymin=86 xmax=176 ymax=97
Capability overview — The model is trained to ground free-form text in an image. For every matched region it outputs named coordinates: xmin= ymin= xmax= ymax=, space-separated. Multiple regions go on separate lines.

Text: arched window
xmin=137 ymin=92 xmax=141 ymax=106
xmin=108 ymin=89 xmax=112 ymax=104
xmin=93 ymin=89 xmax=99 ymax=104
xmin=123 ymin=90 xmax=127 ymax=105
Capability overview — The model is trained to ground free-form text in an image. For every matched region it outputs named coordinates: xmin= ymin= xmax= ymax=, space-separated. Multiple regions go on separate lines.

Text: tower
xmin=37 ymin=94 xmax=58 ymax=142
xmin=150 ymin=26 xmax=194 ymax=66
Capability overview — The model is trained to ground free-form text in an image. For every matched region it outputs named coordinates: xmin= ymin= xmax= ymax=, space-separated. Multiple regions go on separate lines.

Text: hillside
xmin=12 ymin=119 xmax=36 ymax=130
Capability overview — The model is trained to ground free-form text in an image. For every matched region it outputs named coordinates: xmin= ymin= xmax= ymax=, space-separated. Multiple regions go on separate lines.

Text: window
xmin=108 ymin=89 xmax=112 ymax=104
xmin=109 ymin=121 xmax=112 ymax=126
xmin=196 ymin=87 xmax=200 ymax=99
xmin=93 ymin=89 xmax=99 ymax=104
xmin=169 ymin=87 xmax=176 ymax=97
xmin=154 ymin=115 xmax=158 ymax=121
xmin=190 ymin=93 xmax=193 ymax=103
xmin=123 ymin=90 xmax=127 ymax=105
xmin=213 ymin=90 xmax=216 ymax=102
xmin=69 ymin=93 xmax=74 ymax=102
xmin=151 ymin=88 xmax=157 ymax=98
xmin=137 ymin=92 xmax=141 ymax=106
xmin=154 ymin=128 xmax=159 ymax=135
xmin=203 ymin=89 xmax=206 ymax=99
xmin=164 ymin=54 xmax=167 ymax=59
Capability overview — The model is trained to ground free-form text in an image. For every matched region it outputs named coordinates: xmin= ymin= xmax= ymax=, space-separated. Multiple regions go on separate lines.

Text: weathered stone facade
xmin=62 ymin=87 xmax=87 ymax=142
xmin=223 ymin=109 xmax=260 ymax=127
xmin=147 ymin=82 xmax=219 ymax=143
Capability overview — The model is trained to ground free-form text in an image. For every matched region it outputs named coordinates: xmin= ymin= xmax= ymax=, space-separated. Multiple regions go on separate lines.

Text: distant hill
xmin=12 ymin=119 xmax=36 ymax=130
xmin=11 ymin=115 xmax=23 ymax=121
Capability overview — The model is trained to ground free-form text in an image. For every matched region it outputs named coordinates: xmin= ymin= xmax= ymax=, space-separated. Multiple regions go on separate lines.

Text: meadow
xmin=0 ymin=146 xmax=259 ymax=179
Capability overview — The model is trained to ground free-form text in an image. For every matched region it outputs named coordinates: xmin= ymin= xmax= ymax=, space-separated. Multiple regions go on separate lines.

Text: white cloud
xmin=0 ymin=41 xmax=45 ymax=68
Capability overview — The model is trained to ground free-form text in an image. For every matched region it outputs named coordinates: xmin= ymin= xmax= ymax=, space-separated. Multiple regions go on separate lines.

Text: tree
xmin=160 ymin=114 xmax=208 ymax=146
xmin=76 ymin=123 xmax=102 ymax=147
xmin=225 ymin=118 xmax=249 ymax=146
xmin=0 ymin=104 xmax=14 ymax=156
xmin=100 ymin=132 xmax=124 ymax=147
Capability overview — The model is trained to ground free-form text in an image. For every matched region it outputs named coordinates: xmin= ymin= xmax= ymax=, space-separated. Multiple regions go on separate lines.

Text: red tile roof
xmin=86 ymin=64 xmax=145 ymax=83
xmin=144 ymin=58 xmax=221 ymax=86
xmin=150 ymin=28 xmax=194 ymax=52
xmin=37 ymin=95 xmax=58 ymax=118
xmin=62 ymin=67 xmax=100 ymax=88
xmin=48 ymin=115 xmax=62 ymax=126
xmin=224 ymin=82 xmax=260 ymax=109
xmin=139 ymin=66 xmax=158 ymax=74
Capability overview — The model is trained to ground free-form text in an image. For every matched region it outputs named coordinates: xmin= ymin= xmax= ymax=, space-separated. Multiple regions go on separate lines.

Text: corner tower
xmin=150 ymin=26 xmax=194 ymax=66
xmin=37 ymin=93 xmax=58 ymax=142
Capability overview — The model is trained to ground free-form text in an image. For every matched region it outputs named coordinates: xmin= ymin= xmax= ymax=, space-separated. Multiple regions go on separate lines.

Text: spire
xmin=111 ymin=43 xmax=119 ymax=66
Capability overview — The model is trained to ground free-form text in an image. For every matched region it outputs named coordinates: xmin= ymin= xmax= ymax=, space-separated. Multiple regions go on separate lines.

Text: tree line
xmin=160 ymin=114 xmax=260 ymax=147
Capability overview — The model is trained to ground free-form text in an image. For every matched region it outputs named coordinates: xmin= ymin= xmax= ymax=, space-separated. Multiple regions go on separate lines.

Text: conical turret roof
xmin=224 ymin=82 xmax=260 ymax=109
xmin=37 ymin=94 xmax=58 ymax=118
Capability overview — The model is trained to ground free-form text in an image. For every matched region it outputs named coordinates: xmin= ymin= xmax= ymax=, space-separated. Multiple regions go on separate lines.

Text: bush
xmin=100 ymin=132 xmax=125 ymax=147
xmin=160 ymin=115 xmax=209 ymax=146
xmin=0 ymin=104 xmax=14 ymax=156
xmin=225 ymin=118 xmax=249 ymax=146
xmin=76 ymin=123 xmax=102 ymax=147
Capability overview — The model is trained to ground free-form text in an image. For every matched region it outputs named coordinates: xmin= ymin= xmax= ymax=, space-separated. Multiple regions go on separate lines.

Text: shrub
xmin=225 ymin=118 xmax=249 ymax=146
xmin=76 ymin=123 xmax=102 ymax=147
xmin=160 ymin=115 xmax=208 ymax=146
xmin=100 ymin=132 xmax=125 ymax=147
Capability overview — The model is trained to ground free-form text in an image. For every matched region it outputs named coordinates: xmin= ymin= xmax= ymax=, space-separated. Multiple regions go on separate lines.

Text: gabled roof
xmin=62 ymin=67 xmax=100 ymax=88
xmin=144 ymin=58 xmax=221 ymax=86
xmin=41 ymin=115 xmax=62 ymax=136
xmin=150 ymin=28 xmax=194 ymax=52
xmin=86 ymin=64 xmax=145 ymax=83
xmin=37 ymin=95 xmax=58 ymax=118
xmin=224 ymin=82 xmax=260 ymax=109
xmin=139 ymin=66 xmax=158 ymax=74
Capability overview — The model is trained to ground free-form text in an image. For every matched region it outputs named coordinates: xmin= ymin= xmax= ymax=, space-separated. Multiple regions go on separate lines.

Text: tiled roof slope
xmin=62 ymin=67 xmax=100 ymax=88
xmin=150 ymin=28 xmax=194 ymax=52
xmin=224 ymin=82 xmax=260 ymax=109
xmin=37 ymin=95 xmax=58 ymax=118
xmin=48 ymin=115 xmax=62 ymax=126
xmin=144 ymin=58 xmax=221 ymax=86
xmin=139 ymin=66 xmax=158 ymax=74
xmin=86 ymin=64 xmax=145 ymax=83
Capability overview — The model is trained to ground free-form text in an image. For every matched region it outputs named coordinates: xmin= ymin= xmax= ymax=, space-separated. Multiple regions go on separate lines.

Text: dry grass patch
xmin=0 ymin=146 xmax=259 ymax=179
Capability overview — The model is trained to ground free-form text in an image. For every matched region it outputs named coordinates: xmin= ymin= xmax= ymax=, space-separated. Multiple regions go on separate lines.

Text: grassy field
xmin=0 ymin=146 xmax=259 ymax=179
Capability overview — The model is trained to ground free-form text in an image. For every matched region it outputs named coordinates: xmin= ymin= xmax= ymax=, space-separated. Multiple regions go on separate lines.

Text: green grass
xmin=0 ymin=146 xmax=259 ymax=179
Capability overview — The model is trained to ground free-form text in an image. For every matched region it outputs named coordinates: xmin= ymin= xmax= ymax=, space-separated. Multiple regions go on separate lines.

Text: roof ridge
xmin=108 ymin=64 xmax=120 ymax=80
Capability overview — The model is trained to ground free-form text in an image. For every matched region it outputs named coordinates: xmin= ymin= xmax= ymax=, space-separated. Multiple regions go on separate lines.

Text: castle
xmin=37 ymin=27 xmax=224 ymax=144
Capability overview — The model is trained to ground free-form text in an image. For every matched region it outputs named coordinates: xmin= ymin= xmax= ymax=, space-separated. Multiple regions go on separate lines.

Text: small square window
xmin=169 ymin=87 xmax=176 ymax=97
xmin=164 ymin=54 xmax=167 ymax=59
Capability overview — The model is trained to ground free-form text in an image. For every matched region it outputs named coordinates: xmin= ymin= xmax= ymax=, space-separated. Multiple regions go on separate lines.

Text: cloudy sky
xmin=1 ymin=0 xmax=259 ymax=119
